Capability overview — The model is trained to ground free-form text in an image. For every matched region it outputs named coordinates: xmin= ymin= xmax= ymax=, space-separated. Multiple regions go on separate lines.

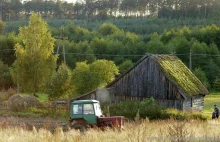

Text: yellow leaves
xmin=72 ymin=60 xmax=119 ymax=94
xmin=90 ymin=59 xmax=119 ymax=83
xmin=12 ymin=13 xmax=57 ymax=92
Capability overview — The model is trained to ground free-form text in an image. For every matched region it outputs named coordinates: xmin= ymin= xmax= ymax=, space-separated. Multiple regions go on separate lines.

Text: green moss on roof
xmin=156 ymin=55 xmax=208 ymax=97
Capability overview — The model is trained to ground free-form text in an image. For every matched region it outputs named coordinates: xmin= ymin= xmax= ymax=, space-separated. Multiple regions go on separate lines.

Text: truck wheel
xmin=71 ymin=123 xmax=88 ymax=132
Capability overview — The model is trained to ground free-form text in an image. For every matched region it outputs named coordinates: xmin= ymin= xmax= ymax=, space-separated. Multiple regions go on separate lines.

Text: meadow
xmin=0 ymin=91 xmax=220 ymax=141
xmin=0 ymin=119 xmax=220 ymax=142
xmin=203 ymin=93 xmax=220 ymax=118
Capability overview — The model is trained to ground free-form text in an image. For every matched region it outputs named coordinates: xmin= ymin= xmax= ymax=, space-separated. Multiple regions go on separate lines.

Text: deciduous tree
xmin=72 ymin=61 xmax=101 ymax=95
xmin=11 ymin=13 xmax=58 ymax=93
xmin=0 ymin=20 xmax=5 ymax=35
xmin=72 ymin=60 xmax=119 ymax=95
xmin=47 ymin=63 xmax=74 ymax=99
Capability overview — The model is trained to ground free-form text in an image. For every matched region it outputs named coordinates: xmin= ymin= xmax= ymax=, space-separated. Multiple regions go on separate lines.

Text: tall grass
xmin=0 ymin=88 xmax=16 ymax=101
xmin=0 ymin=119 xmax=220 ymax=142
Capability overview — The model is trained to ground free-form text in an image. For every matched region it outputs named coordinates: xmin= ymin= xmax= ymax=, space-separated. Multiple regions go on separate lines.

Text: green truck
xmin=69 ymin=100 xmax=124 ymax=130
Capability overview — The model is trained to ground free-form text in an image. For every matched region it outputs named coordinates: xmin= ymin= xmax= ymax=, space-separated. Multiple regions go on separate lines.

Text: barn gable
xmin=107 ymin=54 xmax=208 ymax=99
xmin=73 ymin=54 xmax=209 ymax=111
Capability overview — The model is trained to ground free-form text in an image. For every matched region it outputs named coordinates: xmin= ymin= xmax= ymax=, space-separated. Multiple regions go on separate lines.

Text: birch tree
xmin=11 ymin=13 xmax=58 ymax=93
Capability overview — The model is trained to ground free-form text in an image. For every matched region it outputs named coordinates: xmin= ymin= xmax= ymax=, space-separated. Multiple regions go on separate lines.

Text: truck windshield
xmin=94 ymin=103 xmax=102 ymax=116
xmin=83 ymin=104 xmax=95 ymax=114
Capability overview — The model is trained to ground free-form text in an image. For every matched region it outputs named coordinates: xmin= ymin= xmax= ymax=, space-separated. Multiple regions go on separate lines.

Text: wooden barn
xmin=73 ymin=54 xmax=209 ymax=111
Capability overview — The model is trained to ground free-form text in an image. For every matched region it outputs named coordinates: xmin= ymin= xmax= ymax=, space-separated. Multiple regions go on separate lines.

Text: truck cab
xmin=70 ymin=100 xmax=102 ymax=125
xmin=69 ymin=100 xmax=124 ymax=129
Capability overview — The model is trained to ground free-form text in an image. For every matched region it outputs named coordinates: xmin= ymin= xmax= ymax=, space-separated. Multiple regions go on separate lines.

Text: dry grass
xmin=0 ymin=119 xmax=220 ymax=142
xmin=0 ymin=88 xmax=16 ymax=102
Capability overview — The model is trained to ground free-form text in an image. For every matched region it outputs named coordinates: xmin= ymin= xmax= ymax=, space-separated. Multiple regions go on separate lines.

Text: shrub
xmin=103 ymin=99 xmax=208 ymax=121
xmin=103 ymin=97 xmax=163 ymax=120
xmin=163 ymin=109 xmax=208 ymax=120
xmin=46 ymin=63 xmax=74 ymax=99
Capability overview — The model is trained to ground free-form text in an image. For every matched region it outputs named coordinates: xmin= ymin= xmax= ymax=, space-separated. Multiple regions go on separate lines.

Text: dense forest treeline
xmin=1 ymin=17 xmax=220 ymax=92
xmin=4 ymin=18 xmax=220 ymax=35
xmin=1 ymin=0 xmax=220 ymax=21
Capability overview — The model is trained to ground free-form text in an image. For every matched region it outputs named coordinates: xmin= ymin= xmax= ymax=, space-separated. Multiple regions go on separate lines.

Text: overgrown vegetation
xmin=157 ymin=55 xmax=208 ymax=96
xmin=0 ymin=90 xmax=217 ymax=121
xmin=0 ymin=88 xmax=16 ymax=101
xmin=2 ymin=18 xmax=220 ymax=96
xmin=103 ymin=98 xmax=208 ymax=121
xmin=0 ymin=119 xmax=219 ymax=142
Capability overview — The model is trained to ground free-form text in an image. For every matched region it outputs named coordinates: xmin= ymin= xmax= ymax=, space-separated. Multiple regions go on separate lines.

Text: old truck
xmin=69 ymin=100 xmax=124 ymax=130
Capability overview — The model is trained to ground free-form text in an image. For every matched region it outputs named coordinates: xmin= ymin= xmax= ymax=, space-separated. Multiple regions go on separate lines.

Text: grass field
xmin=0 ymin=119 xmax=219 ymax=142
xmin=20 ymin=92 xmax=49 ymax=102
xmin=0 ymin=91 xmax=219 ymax=141
xmin=203 ymin=92 xmax=220 ymax=118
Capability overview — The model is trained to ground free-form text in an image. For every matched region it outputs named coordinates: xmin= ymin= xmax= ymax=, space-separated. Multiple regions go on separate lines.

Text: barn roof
xmin=107 ymin=54 xmax=208 ymax=98
xmin=154 ymin=55 xmax=209 ymax=97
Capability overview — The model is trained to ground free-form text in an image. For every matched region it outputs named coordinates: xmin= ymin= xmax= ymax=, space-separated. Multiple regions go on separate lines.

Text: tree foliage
xmin=0 ymin=60 xmax=13 ymax=89
xmin=2 ymin=15 xmax=220 ymax=92
xmin=0 ymin=20 xmax=5 ymax=35
xmin=72 ymin=60 xmax=119 ymax=95
xmin=119 ymin=60 xmax=133 ymax=74
xmin=193 ymin=68 xmax=210 ymax=89
xmin=1 ymin=0 xmax=220 ymax=22
xmin=11 ymin=13 xmax=58 ymax=93
xmin=90 ymin=60 xmax=119 ymax=86
xmin=47 ymin=63 xmax=74 ymax=99
xmin=72 ymin=61 xmax=101 ymax=95
xmin=213 ymin=77 xmax=220 ymax=92
xmin=99 ymin=23 xmax=120 ymax=36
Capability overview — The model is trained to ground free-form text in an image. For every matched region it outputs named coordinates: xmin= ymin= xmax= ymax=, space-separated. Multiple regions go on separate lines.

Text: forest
xmin=1 ymin=0 xmax=220 ymax=21
xmin=1 ymin=0 xmax=220 ymax=99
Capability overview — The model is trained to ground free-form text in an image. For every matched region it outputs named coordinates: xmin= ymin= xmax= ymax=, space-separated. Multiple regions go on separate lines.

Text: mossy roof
xmin=155 ymin=55 xmax=209 ymax=97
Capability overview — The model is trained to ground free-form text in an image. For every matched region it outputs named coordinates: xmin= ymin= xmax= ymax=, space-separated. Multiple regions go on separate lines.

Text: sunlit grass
xmin=0 ymin=119 xmax=220 ymax=142
xmin=203 ymin=93 xmax=220 ymax=118
xmin=20 ymin=92 xmax=49 ymax=102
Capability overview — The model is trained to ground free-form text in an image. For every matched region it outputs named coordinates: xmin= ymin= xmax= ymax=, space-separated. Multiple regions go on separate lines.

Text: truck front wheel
xmin=71 ymin=123 xmax=88 ymax=132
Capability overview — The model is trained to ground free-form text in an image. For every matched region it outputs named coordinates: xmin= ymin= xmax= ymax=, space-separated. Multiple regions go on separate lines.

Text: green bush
xmin=103 ymin=97 xmax=163 ymax=120
xmin=103 ymin=98 xmax=208 ymax=121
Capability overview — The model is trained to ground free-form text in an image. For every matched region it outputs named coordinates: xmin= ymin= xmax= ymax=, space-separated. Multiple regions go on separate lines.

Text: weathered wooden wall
xmin=192 ymin=96 xmax=204 ymax=111
xmin=183 ymin=95 xmax=204 ymax=111
xmin=108 ymin=56 xmax=185 ymax=109
xmin=73 ymin=55 xmax=205 ymax=111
